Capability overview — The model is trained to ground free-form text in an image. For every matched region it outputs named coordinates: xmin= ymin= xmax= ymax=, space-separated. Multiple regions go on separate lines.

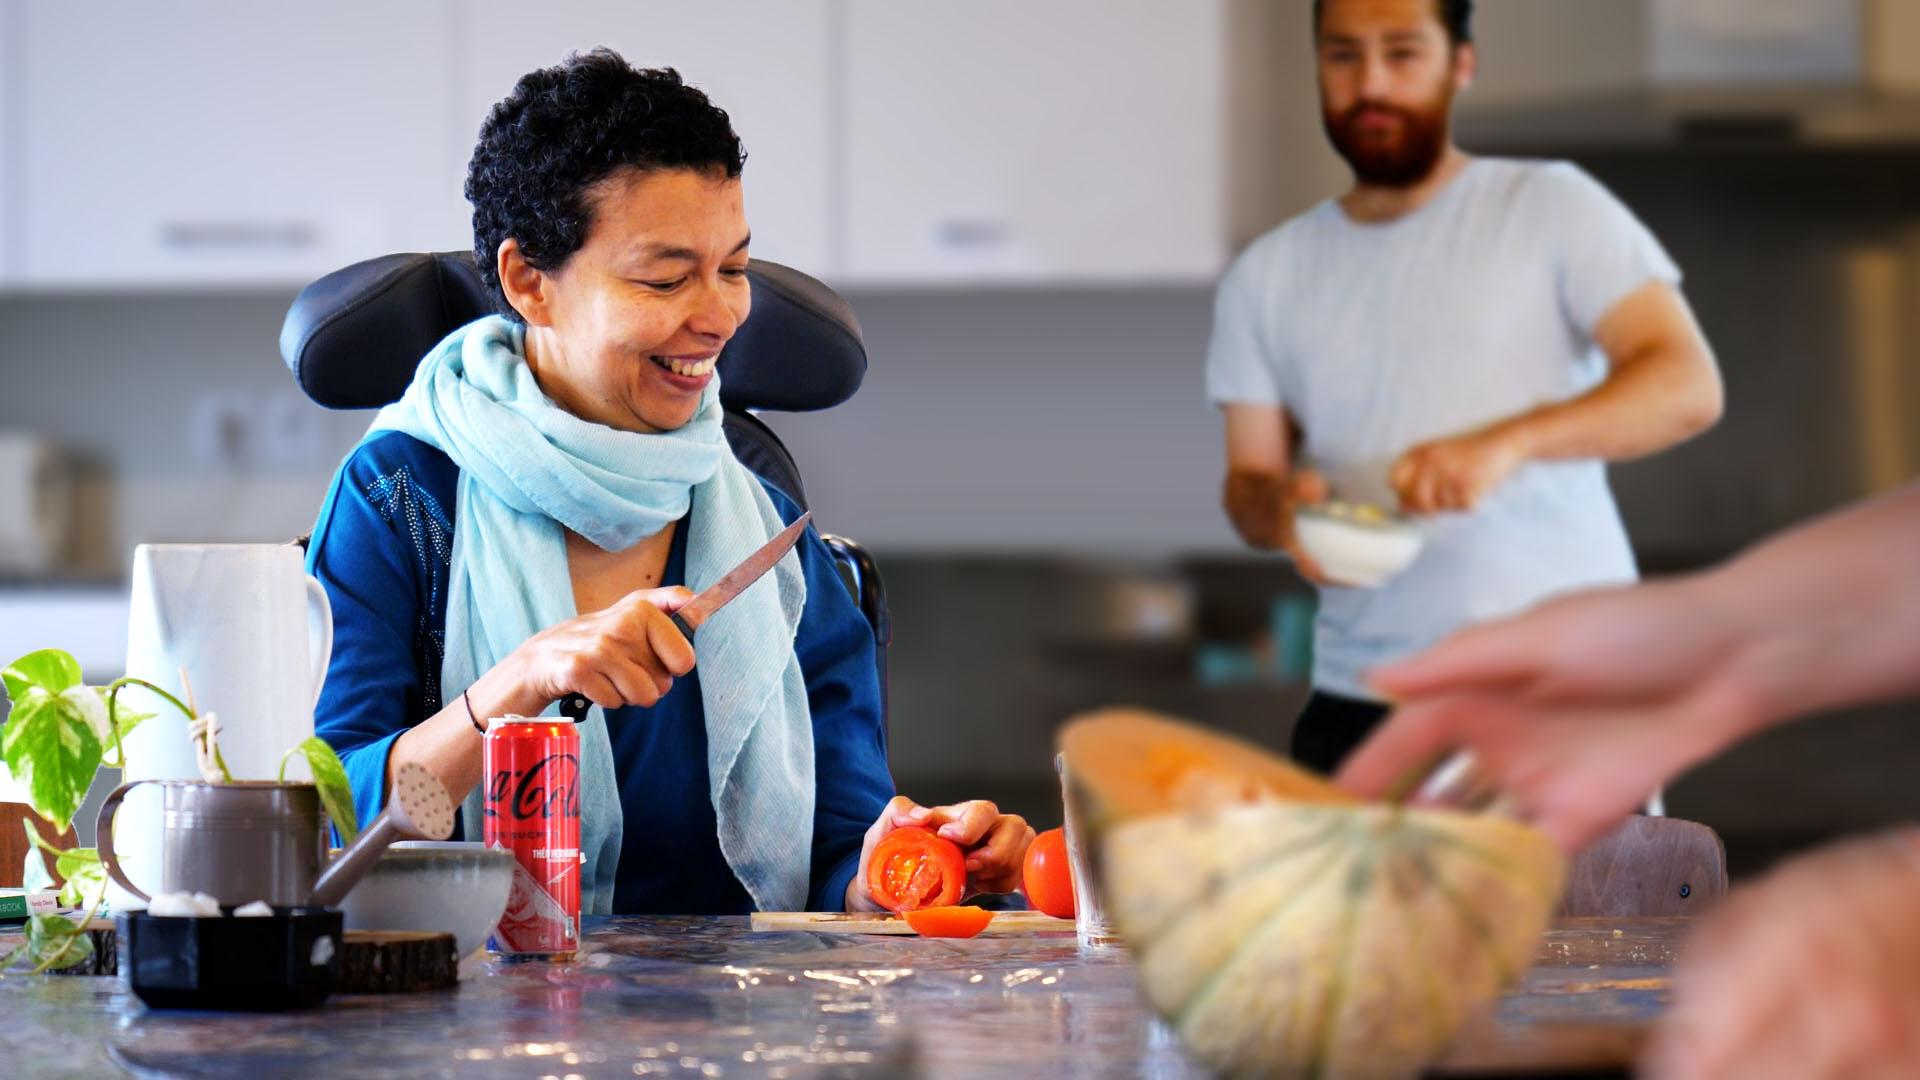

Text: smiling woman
xmin=303 ymin=49 xmax=1031 ymax=919
xmin=506 ymin=168 xmax=751 ymax=435
xmin=470 ymin=77 xmax=756 ymax=435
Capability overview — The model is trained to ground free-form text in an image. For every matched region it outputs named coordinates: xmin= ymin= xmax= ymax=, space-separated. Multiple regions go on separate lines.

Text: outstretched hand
xmin=1336 ymin=578 xmax=1761 ymax=851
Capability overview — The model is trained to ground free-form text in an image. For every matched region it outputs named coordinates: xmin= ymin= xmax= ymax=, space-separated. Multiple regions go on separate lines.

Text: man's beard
xmin=1323 ymin=95 xmax=1452 ymax=188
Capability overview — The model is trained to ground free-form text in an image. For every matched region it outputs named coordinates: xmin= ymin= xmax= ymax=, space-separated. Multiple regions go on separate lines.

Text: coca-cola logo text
xmin=485 ymin=753 xmax=581 ymax=821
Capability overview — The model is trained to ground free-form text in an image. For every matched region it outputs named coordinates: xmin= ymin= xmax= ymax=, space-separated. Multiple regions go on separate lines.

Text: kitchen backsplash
xmin=0 ymin=285 xmax=1248 ymax=575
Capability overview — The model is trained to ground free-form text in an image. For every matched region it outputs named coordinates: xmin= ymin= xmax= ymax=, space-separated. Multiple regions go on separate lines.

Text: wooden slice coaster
xmin=335 ymin=930 xmax=459 ymax=993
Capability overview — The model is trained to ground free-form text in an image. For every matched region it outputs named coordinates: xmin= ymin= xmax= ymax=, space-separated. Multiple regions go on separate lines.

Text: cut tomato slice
xmin=866 ymin=826 xmax=966 ymax=913
xmin=903 ymin=905 xmax=994 ymax=938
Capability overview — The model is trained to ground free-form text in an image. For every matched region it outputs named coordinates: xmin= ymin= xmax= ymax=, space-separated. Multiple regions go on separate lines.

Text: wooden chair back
xmin=0 ymin=802 xmax=78 ymax=890
xmin=1560 ymin=815 xmax=1728 ymax=917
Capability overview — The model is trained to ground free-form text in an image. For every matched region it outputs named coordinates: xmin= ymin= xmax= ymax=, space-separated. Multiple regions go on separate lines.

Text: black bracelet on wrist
xmin=463 ymin=689 xmax=486 ymax=735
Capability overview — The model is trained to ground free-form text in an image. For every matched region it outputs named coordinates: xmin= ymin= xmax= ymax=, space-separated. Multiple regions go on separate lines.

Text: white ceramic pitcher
xmin=109 ymin=543 xmax=333 ymax=908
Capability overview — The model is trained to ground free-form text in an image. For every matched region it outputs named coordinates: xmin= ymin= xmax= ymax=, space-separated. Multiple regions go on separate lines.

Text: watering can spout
xmin=310 ymin=762 xmax=456 ymax=909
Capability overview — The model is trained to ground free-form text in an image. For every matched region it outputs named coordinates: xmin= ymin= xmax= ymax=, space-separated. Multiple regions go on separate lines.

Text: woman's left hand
xmin=846 ymin=795 xmax=1034 ymax=912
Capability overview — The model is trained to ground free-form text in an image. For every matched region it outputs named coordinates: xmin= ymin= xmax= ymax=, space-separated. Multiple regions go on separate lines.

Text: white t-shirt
xmin=1207 ymin=158 xmax=1679 ymax=699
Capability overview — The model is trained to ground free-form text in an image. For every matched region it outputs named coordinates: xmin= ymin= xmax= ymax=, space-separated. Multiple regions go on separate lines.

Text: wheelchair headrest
xmin=280 ymin=251 xmax=866 ymax=413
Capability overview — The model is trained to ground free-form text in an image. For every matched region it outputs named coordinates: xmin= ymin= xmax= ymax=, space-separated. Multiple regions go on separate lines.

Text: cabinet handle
xmin=159 ymin=221 xmax=320 ymax=251
xmin=935 ymin=219 xmax=1011 ymax=250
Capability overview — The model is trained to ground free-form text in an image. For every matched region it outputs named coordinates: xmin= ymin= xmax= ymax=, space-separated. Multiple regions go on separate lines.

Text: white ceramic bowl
xmin=1294 ymin=503 xmax=1424 ymax=588
xmin=336 ymin=840 xmax=514 ymax=957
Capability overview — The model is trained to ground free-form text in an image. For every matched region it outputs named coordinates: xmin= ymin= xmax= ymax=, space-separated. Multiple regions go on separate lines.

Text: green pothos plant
xmin=0 ymin=648 xmax=357 ymax=973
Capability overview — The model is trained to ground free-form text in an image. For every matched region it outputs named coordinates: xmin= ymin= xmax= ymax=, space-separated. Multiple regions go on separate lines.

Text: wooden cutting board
xmin=750 ymin=910 xmax=1074 ymax=935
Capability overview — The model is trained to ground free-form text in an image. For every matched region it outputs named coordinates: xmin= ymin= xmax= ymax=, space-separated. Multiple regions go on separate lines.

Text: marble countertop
xmin=0 ymin=915 xmax=1682 ymax=1078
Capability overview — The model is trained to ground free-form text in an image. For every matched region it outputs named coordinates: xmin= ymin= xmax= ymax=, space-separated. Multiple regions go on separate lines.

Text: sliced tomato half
xmin=866 ymin=825 xmax=966 ymax=913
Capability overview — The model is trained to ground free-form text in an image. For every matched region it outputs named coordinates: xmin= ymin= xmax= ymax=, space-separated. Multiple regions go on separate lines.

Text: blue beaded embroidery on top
xmin=361 ymin=466 xmax=453 ymax=713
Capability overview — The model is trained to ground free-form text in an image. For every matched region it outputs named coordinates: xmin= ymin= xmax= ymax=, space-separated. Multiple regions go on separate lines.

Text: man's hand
xmin=846 ymin=796 xmax=1035 ymax=912
xmin=1389 ymin=423 xmax=1529 ymax=515
xmin=1277 ymin=470 xmax=1332 ymax=583
xmin=1336 ymin=577 xmax=1763 ymax=852
xmin=1389 ymin=282 xmax=1721 ymax=516
xmin=1220 ymin=404 xmax=1336 ymax=583
xmin=1225 ymin=466 xmax=1333 ymax=583
xmin=1644 ymin=829 xmax=1920 ymax=1079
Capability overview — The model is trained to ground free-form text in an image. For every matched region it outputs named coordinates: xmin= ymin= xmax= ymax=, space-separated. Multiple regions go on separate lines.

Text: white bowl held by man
xmin=1294 ymin=503 xmax=1425 ymax=588
xmin=337 ymin=841 xmax=514 ymax=957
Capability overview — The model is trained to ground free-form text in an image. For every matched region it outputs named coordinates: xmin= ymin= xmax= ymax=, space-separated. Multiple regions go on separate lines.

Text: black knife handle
xmin=669 ymin=610 xmax=696 ymax=644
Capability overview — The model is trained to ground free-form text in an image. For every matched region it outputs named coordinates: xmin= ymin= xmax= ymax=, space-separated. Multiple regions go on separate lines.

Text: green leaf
xmin=19 ymin=815 xmax=56 ymax=857
xmin=0 ymin=687 xmax=102 ymax=832
xmin=23 ymin=912 xmax=91 ymax=973
xmin=99 ymin=688 xmax=153 ymax=769
xmin=281 ymin=736 xmax=359 ymax=844
xmin=20 ymin=820 xmax=103 ymax=909
xmin=58 ymin=686 xmax=110 ymax=746
xmin=54 ymin=851 xmax=105 ymax=911
xmin=1 ymin=649 xmax=83 ymax=704
xmin=51 ymin=844 xmax=98 ymax=878
xmin=0 ymin=685 xmax=51 ymax=759
xmin=206 ymin=718 xmax=234 ymax=785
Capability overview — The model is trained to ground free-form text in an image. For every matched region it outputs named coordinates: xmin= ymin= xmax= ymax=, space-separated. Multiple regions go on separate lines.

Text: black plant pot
xmin=118 ymin=907 xmax=342 ymax=1011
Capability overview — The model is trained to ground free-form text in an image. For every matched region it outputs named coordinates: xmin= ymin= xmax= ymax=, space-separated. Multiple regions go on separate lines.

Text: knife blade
xmin=558 ymin=512 xmax=811 ymax=723
xmin=667 ymin=512 xmax=811 ymax=640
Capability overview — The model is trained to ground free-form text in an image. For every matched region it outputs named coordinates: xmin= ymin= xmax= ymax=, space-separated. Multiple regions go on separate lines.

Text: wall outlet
xmin=188 ymin=391 xmax=338 ymax=468
xmin=258 ymin=392 xmax=334 ymax=467
xmin=189 ymin=392 xmax=254 ymax=466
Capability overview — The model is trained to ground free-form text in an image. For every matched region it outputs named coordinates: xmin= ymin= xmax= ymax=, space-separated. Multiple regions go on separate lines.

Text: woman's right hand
xmin=507 ymin=586 xmax=699 ymax=710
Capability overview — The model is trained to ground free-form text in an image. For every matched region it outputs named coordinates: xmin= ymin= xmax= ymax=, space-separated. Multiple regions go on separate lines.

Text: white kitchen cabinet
xmin=19 ymin=1 xmax=469 ymax=287
xmin=457 ymin=0 xmax=834 ymax=274
xmin=839 ymin=0 xmax=1228 ymax=285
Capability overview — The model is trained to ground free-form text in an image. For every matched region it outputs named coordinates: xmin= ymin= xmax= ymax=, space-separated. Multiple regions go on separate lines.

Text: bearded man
xmin=1206 ymin=0 xmax=1725 ymax=773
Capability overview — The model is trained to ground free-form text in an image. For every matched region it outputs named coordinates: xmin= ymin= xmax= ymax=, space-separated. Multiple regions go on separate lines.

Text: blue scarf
xmin=368 ymin=315 xmax=814 ymax=913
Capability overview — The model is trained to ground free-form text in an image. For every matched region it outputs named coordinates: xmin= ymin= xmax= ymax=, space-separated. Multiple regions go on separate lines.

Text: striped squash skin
xmin=1104 ymin=805 xmax=1562 ymax=1078
xmin=1061 ymin=710 xmax=1564 ymax=1079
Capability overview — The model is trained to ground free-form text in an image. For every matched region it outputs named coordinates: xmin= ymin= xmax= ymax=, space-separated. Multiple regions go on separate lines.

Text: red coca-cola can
xmin=484 ymin=715 xmax=581 ymax=961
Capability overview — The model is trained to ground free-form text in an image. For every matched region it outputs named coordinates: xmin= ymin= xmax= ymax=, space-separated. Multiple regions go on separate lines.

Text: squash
xmin=1060 ymin=709 xmax=1357 ymax=820
xmin=1059 ymin=709 xmax=1564 ymax=1079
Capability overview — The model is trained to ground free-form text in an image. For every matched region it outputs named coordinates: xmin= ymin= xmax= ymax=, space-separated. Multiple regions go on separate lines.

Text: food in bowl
xmin=336 ymin=841 xmax=514 ymax=957
xmin=1293 ymin=500 xmax=1424 ymax=587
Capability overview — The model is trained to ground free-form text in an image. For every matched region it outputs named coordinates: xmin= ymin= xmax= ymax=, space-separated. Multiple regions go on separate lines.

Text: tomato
xmin=1022 ymin=827 xmax=1076 ymax=919
xmin=866 ymin=826 xmax=966 ymax=913
xmin=903 ymin=905 xmax=994 ymax=938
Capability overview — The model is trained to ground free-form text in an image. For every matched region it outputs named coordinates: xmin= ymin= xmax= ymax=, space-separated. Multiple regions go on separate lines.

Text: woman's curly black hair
xmin=466 ymin=49 xmax=746 ymax=320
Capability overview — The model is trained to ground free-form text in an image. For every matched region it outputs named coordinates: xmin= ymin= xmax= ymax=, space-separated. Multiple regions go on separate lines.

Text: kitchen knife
xmin=559 ymin=512 xmax=811 ymax=722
